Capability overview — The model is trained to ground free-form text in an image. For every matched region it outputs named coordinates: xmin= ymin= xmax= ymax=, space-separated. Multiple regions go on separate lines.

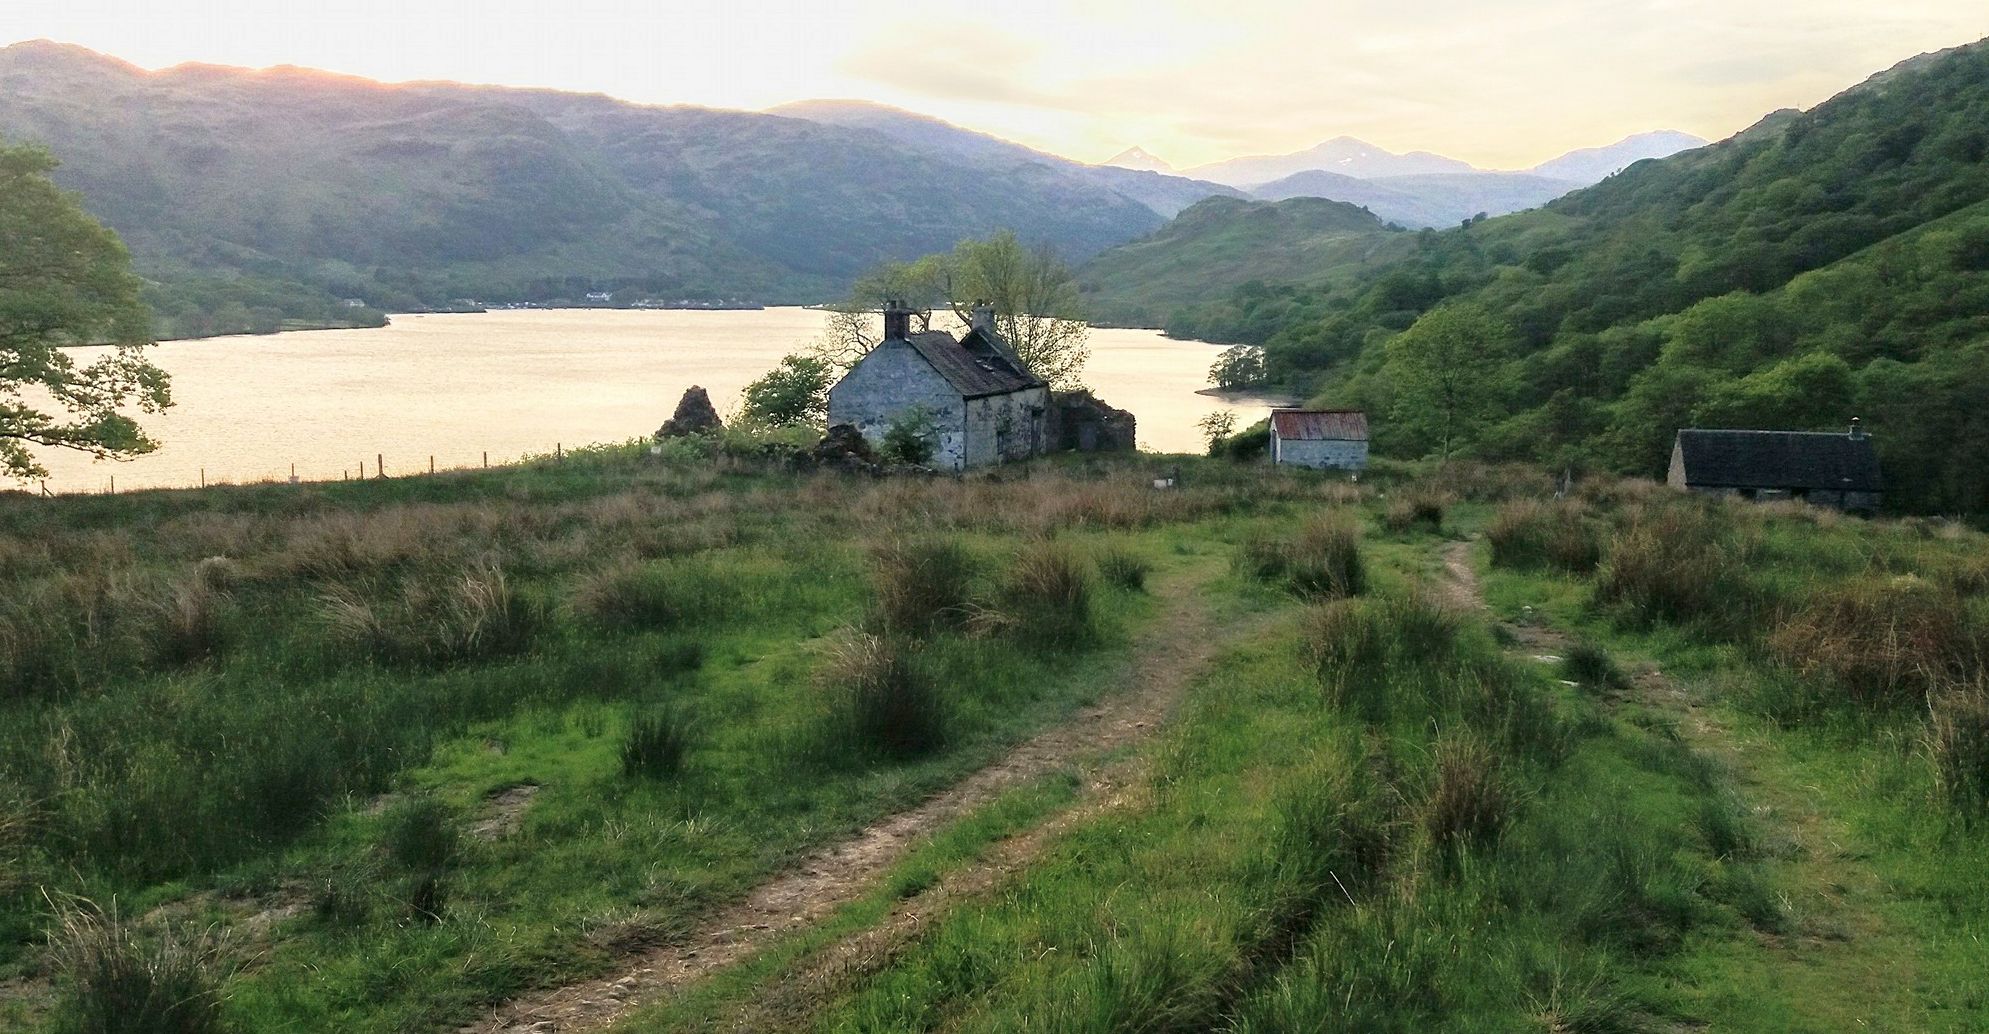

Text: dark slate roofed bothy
xmin=1668 ymin=422 xmax=1882 ymax=512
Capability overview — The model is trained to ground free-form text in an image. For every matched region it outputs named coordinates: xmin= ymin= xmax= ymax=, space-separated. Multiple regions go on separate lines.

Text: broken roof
xmin=1271 ymin=410 xmax=1369 ymax=442
xmin=904 ymin=330 xmax=1043 ymax=398
xmin=1674 ymin=429 xmax=1883 ymax=492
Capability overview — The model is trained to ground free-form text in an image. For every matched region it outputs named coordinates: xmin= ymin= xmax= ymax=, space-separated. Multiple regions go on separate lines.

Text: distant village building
xmin=1269 ymin=410 xmax=1369 ymax=470
xmin=340 ymin=298 xmax=368 ymax=308
xmin=585 ymin=291 xmax=614 ymax=304
xmin=827 ymin=301 xmax=1049 ymax=471
xmin=1668 ymin=421 xmax=1882 ymax=512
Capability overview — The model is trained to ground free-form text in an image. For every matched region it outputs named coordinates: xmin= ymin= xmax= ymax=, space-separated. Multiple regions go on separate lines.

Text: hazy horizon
xmin=3 ymin=1 xmax=1984 ymax=170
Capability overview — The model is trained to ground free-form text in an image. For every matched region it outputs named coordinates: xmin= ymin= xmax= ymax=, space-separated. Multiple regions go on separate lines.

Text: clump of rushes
xmin=1304 ymin=593 xmax=1457 ymax=711
xmin=870 ymin=538 xmax=976 ymax=637
xmin=47 ymin=899 xmax=232 ymax=1034
xmin=1594 ymin=505 xmax=1752 ymax=627
xmin=143 ymin=566 xmax=234 ymax=668
xmin=380 ymin=796 xmax=457 ymax=921
xmin=570 ymin=561 xmax=694 ymax=629
xmin=1929 ymin=685 xmax=1989 ymax=821
xmin=1486 ymin=499 xmax=1602 ymax=573
xmin=1381 ymin=490 xmax=1448 ymax=535
xmin=1768 ymin=577 xmax=1969 ymax=708
xmin=622 ymin=708 xmax=694 ymax=779
xmin=323 ymin=558 xmax=543 ymax=666
xmin=1245 ymin=515 xmax=1366 ymax=598
xmin=997 ymin=541 xmax=1097 ymax=648
xmin=1096 ymin=548 xmax=1152 ymax=593
xmin=1561 ymin=641 xmax=1628 ymax=691
xmin=1423 ymin=734 xmax=1512 ymax=859
xmin=819 ymin=633 xmax=947 ymax=759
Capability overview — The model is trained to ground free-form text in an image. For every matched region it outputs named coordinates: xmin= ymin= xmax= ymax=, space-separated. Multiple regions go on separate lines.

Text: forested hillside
xmin=1077 ymin=196 xmax=1401 ymax=326
xmin=0 ymin=43 xmax=1170 ymax=338
xmin=1175 ymin=39 xmax=1989 ymax=513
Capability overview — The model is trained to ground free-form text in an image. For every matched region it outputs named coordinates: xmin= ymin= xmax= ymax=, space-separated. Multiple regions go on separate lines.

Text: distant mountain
xmin=1077 ymin=196 xmax=1398 ymax=327
xmin=768 ymin=100 xmax=1237 ymax=219
xmin=1528 ymin=130 xmax=1707 ymax=183
xmin=1103 ymin=146 xmax=1174 ymax=172
xmin=1185 ymin=137 xmax=1479 ymax=187
xmin=0 ymin=44 xmax=1174 ymax=337
xmin=1250 ymin=170 xmax=1581 ymax=228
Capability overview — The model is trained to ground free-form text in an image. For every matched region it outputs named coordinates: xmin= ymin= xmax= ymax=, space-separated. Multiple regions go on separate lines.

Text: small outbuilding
xmin=1667 ymin=421 xmax=1882 ymax=512
xmin=826 ymin=301 xmax=1049 ymax=471
xmin=1269 ymin=409 xmax=1369 ymax=471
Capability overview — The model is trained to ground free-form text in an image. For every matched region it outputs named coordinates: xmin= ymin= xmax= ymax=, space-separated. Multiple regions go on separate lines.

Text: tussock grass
xmin=1562 ymin=640 xmax=1629 ymax=691
xmin=622 ymin=708 xmax=694 ymax=779
xmin=1243 ymin=514 xmax=1366 ymax=599
xmin=1767 ymin=577 xmax=1973 ymax=708
xmin=869 ymin=538 xmax=976 ymax=637
xmin=1423 ymin=734 xmax=1512 ymax=857
xmin=1095 ymin=548 xmax=1152 ymax=593
xmin=1929 ymin=685 xmax=1989 ymax=821
xmin=323 ymin=559 xmax=542 ymax=666
xmin=817 ymin=633 xmax=947 ymax=760
xmin=1595 ymin=503 xmax=1757 ymax=628
xmin=569 ymin=559 xmax=713 ymax=629
xmin=1486 ymin=499 xmax=1603 ymax=574
xmin=992 ymin=541 xmax=1097 ymax=648
xmin=1381 ymin=489 xmax=1448 ymax=535
xmin=1302 ymin=593 xmax=1457 ymax=714
xmin=47 ymin=899 xmax=232 ymax=1034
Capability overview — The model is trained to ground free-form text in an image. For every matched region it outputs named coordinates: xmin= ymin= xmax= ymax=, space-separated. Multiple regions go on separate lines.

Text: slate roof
xmin=1674 ymin=429 xmax=1883 ymax=492
xmin=1271 ymin=410 xmax=1369 ymax=442
xmin=905 ymin=330 xmax=1044 ymax=398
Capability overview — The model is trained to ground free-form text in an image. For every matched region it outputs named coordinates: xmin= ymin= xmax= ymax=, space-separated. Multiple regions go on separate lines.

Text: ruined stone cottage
xmin=827 ymin=302 xmax=1050 ymax=471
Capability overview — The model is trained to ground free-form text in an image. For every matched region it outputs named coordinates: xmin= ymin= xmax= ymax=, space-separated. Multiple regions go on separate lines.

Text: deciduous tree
xmin=1 ymin=142 xmax=170 ymax=479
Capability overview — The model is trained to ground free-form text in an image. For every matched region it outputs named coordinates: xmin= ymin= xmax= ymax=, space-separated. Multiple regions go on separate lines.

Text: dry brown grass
xmin=1486 ymin=499 xmax=1602 ymax=574
xmin=1768 ymin=576 xmax=1974 ymax=708
xmin=45 ymin=898 xmax=233 ymax=1034
xmin=1929 ymin=684 xmax=1989 ymax=820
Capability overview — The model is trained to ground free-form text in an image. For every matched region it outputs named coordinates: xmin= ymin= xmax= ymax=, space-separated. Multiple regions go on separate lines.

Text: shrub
xmin=1486 ymin=499 xmax=1602 ymax=574
xmin=47 ymin=900 xmax=231 ymax=1034
xmin=1423 ymin=734 xmax=1512 ymax=858
xmin=870 ymin=538 xmax=976 ymax=636
xmin=1929 ymin=686 xmax=1989 ymax=820
xmin=1096 ymin=548 xmax=1152 ymax=593
xmin=819 ymin=633 xmax=947 ymax=759
xmin=622 ymin=708 xmax=694 ymax=779
xmin=881 ymin=406 xmax=937 ymax=465
xmin=996 ymin=542 xmax=1096 ymax=647
xmin=1561 ymin=641 xmax=1628 ymax=691
xmin=1767 ymin=577 xmax=1971 ymax=708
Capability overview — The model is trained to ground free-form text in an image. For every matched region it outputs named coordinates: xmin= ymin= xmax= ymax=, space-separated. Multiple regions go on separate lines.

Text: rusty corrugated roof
xmin=1271 ymin=410 xmax=1368 ymax=441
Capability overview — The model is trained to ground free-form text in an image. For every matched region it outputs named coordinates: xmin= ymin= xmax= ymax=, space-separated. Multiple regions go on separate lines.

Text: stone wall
xmin=827 ymin=341 xmax=968 ymax=470
xmin=965 ymin=387 xmax=1051 ymax=467
xmin=1273 ymin=437 xmax=1368 ymax=470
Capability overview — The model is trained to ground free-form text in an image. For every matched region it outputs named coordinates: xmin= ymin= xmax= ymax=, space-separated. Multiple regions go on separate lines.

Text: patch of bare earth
xmin=469 ymin=560 xmax=1231 ymax=1034
xmin=472 ymin=783 xmax=541 ymax=841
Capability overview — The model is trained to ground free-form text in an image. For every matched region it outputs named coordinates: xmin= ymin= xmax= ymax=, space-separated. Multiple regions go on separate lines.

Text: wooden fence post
xmin=200 ymin=468 xmax=206 ymax=488
xmin=430 ymin=455 xmax=435 ymax=474
xmin=377 ymin=453 xmax=384 ymax=479
xmin=483 ymin=451 xmax=488 ymax=469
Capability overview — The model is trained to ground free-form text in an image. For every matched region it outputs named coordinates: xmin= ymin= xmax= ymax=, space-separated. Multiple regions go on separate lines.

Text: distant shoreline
xmin=1194 ymin=386 xmax=1302 ymax=407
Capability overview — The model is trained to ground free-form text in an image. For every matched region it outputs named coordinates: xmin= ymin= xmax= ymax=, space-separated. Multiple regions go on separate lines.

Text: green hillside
xmin=1077 ymin=196 xmax=1402 ymax=327
xmin=0 ymin=43 xmax=1166 ymax=338
xmin=1173 ymin=38 xmax=1989 ymax=513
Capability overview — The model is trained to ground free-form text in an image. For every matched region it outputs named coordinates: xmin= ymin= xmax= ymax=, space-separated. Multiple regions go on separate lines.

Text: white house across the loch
xmin=1269 ymin=409 xmax=1369 ymax=470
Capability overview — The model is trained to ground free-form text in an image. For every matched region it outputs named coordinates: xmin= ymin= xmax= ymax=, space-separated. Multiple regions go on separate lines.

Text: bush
xmin=1561 ymin=641 xmax=1628 ymax=691
xmin=1486 ymin=499 xmax=1602 ymax=573
xmin=1929 ymin=686 xmax=1989 ymax=820
xmin=881 ymin=406 xmax=937 ymax=465
xmin=1096 ymin=548 xmax=1152 ymax=593
xmin=819 ymin=633 xmax=947 ymax=759
xmin=996 ymin=542 xmax=1096 ymax=647
xmin=622 ymin=708 xmax=693 ymax=779
xmin=870 ymin=538 xmax=976 ymax=637
xmin=47 ymin=900 xmax=231 ymax=1034
xmin=1423 ymin=735 xmax=1512 ymax=858
xmin=1767 ymin=577 xmax=1972 ymax=708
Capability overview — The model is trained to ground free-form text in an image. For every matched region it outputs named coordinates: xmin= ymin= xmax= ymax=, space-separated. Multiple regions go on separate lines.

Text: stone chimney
xmin=970 ymin=300 xmax=997 ymax=333
xmin=1849 ymin=416 xmax=1865 ymax=440
xmin=883 ymin=299 xmax=912 ymax=341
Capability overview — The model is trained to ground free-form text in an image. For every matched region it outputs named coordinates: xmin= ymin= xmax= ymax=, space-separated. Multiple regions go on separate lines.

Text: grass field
xmin=2 ymin=447 xmax=1986 ymax=1032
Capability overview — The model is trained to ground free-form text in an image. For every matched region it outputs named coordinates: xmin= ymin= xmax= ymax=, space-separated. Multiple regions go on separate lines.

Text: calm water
xmin=31 ymin=308 xmax=1281 ymax=494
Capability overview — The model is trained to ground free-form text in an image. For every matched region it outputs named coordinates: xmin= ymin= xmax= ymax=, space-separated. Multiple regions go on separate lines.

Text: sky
xmin=2 ymin=0 xmax=1985 ymax=170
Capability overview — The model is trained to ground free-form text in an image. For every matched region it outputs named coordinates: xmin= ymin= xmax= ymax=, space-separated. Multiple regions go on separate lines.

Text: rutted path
xmin=471 ymin=558 xmax=1233 ymax=1034
xmin=1437 ymin=538 xmax=1926 ymax=1028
